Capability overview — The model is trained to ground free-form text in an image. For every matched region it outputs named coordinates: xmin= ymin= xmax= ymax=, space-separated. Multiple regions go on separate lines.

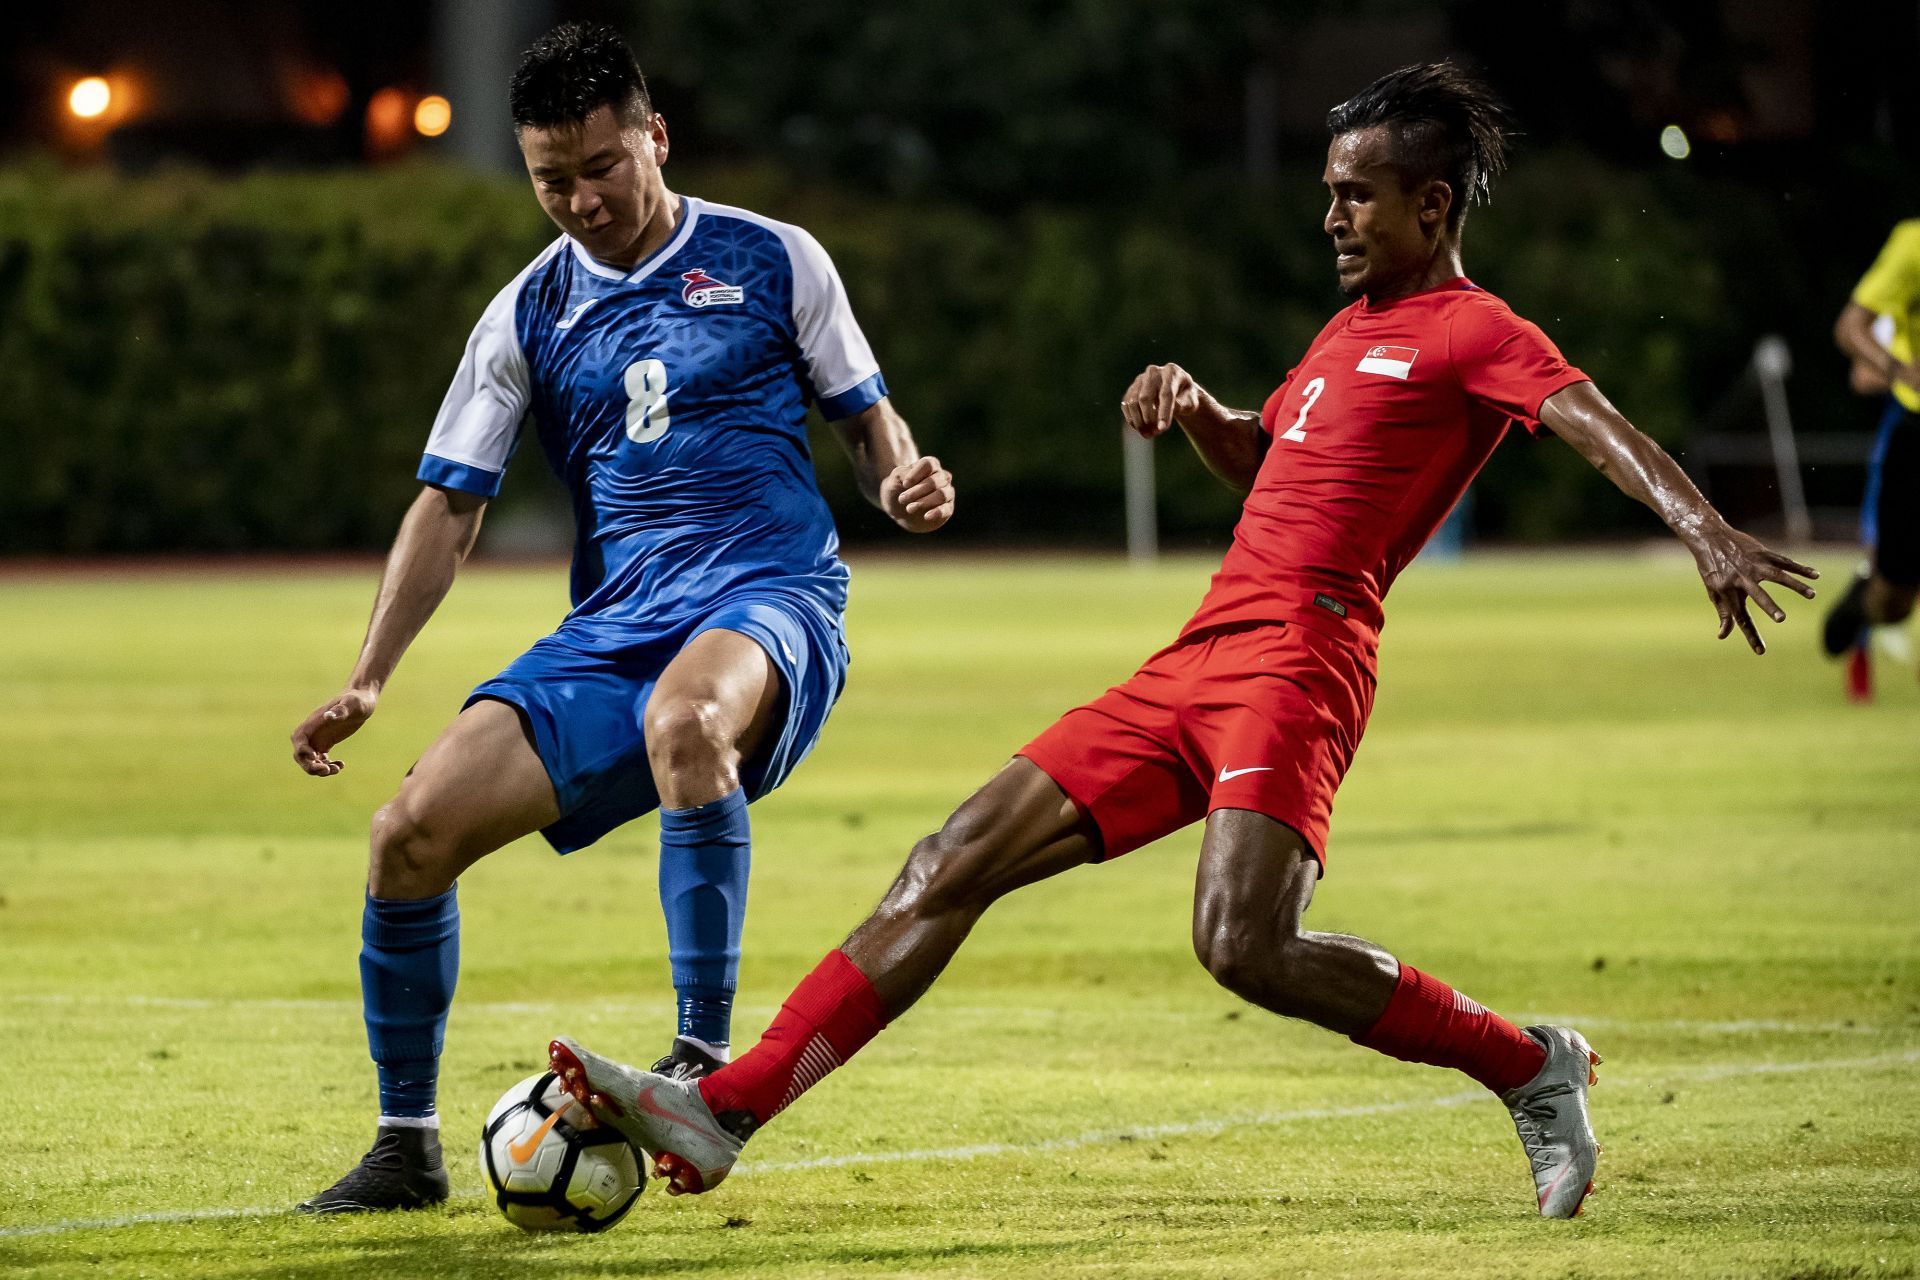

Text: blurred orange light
xmin=288 ymin=67 xmax=350 ymax=127
xmin=1698 ymin=110 xmax=1740 ymax=145
xmin=414 ymin=95 xmax=451 ymax=138
xmin=365 ymin=86 xmax=411 ymax=154
xmin=68 ymin=76 xmax=112 ymax=120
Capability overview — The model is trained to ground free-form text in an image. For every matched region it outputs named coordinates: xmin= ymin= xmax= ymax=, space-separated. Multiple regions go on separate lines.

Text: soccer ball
xmin=479 ymin=1072 xmax=644 ymax=1232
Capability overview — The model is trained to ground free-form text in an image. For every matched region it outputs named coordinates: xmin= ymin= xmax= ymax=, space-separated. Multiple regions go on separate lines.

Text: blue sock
xmin=658 ymin=788 xmax=751 ymax=1048
xmin=360 ymin=888 xmax=460 ymax=1118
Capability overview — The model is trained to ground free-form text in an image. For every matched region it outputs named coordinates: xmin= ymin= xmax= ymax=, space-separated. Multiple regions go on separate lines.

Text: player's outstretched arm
xmin=290 ymin=485 xmax=488 ymax=775
xmin=1539 ymin=382 xmax=1818 ymax=655
xmin=1121 ymin=363 xmax=1266 ymax=492
xmin=831 ymin=398 xmax=955 ymax=533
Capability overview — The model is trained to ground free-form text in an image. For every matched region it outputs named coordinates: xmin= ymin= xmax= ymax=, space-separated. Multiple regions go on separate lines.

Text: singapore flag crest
xmin=1355 ymin=344 xmax=1419 ymax=379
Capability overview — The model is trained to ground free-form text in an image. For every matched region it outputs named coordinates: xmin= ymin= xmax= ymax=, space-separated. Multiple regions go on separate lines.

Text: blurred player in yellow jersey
xmin=1825 ymin=220 xmax=1920 ymax=686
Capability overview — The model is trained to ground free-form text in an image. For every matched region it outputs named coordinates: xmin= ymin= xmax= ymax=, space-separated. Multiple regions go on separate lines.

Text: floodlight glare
xmin=1659 ymin=125 xmax=1691 ymax=160
xmin=68 ymin=77 xmax=112 ymax=120
xmin=414 ymin=95 xmax=452 ymax=138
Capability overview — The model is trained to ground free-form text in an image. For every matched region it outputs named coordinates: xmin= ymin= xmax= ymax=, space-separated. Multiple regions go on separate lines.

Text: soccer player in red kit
xmin=548 ymin=63 xmax=1819 ymax=1218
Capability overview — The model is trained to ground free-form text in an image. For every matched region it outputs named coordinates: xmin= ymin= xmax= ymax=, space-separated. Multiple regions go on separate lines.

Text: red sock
xmin=698 ymin=949 xmax=888 ymax=1125
xmin=1353 ymin=963 xmax=1545 ymax=1095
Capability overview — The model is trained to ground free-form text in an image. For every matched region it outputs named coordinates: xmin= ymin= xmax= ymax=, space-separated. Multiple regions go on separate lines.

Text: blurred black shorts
xmin=1863 ymin=398 xmax=1920 ymax=586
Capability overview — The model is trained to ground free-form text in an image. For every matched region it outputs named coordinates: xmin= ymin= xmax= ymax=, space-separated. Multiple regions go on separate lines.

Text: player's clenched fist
xmin=880 ymin=455 xmax=955 ymax=533
xmin=291 ymin=687 xmax=378 ymax=777
xmin=1121 ymin=363 xmax=1210 ymax=439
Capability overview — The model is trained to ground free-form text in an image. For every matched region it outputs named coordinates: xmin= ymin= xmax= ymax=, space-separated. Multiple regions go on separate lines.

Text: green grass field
xmin=2 ymin=551 xmax=1916 ymax=1278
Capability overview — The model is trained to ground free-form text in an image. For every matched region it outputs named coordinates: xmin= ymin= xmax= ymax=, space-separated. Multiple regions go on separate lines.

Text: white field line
xmin=2 ymin=1047 xmax=1915 ymax=1243
xmin=0 ymin=1207 xmax=281 ymax=1239
xmin=0 ymin=993 xmax=1895 ymax=1036
xmin=1519 ymin=1014 xmax=1887 ymax=1037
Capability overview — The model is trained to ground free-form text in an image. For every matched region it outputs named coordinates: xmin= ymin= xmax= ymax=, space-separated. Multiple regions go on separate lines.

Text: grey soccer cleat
xmin=1501 ymin=1025 xmax=1602 ymax=1218
xmin=549 ymin=1036 xmax=750 ymax=1196
xmin=295 ymin=1124 xmax=450 ymax=1214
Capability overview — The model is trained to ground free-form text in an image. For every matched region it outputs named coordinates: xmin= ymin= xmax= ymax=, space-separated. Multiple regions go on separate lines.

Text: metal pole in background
xmin=1753 ymin=334 xmax=1812 ymax=544
xmin=434 ymin=0 xmax=554 ymax=174
xmin=1124 ymin=427 xmax=1158 ymax=562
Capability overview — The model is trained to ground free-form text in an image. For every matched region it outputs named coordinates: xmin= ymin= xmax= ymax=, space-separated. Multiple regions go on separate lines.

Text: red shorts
xmin=1019 ymin=621 xmax=1376 ymax=868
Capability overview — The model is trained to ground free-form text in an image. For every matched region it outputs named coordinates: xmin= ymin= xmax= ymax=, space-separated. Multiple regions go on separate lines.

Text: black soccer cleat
xmin=1821 ymin=570 xmax=1872 ymax=657
xmin=650 ymin=1036 xmax=730 ymax=1082
xmin=295 ymin=1124 xmax=451 ymax=1214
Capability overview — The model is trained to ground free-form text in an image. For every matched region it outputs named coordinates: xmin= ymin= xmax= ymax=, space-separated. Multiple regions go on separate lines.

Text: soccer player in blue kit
xmin=287 ymin=23 xmax=956 ymax=1213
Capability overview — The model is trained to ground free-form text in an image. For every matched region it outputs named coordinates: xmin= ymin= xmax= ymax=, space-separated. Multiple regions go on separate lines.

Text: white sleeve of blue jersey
xmin=780 ymin=227 xmax=889 ymax=421
xmin=417 ymin=275 xmax=531 ymax=498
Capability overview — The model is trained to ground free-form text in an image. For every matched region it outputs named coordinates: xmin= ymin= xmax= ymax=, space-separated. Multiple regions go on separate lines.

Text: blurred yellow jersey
xmin=1854 ymin=219 xmax=1920 ymax=412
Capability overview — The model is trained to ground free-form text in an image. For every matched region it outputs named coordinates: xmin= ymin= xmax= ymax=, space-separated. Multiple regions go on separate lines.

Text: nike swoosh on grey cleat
xmin=1502 ymin=1024 xmax=1602 ymax=1218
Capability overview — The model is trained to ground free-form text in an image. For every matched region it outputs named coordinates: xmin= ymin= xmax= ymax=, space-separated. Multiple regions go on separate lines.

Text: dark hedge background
xmin=0 ymin=151 xmax=1892 ymax=553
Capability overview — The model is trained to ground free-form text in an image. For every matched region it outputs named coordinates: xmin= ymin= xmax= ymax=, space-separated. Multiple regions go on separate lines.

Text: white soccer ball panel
xmin=485 ymin=1104 xmax=543 ymax=1154
xmin=499 ymin=1130 xmax=571 ymax=1194
xmin=484 ymin=1073 xmax=550 ymax=1130
xmin=482 ymin=1096 xmax=577 ymax=1193
xmin=567 ymin=1140 xmax=643 ymax=1211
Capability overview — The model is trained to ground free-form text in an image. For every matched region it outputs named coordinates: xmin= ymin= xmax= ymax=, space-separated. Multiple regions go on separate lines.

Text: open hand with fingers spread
xmin=1684 ymin=521 xmax=1819 ymax=655
xmin=1538 ymin=380 xmax=1819 ymax=656
xmin=880 ymin=455 xmax=955 ymax=533
xmin=291 ymin=687 xmax=378 ymax=776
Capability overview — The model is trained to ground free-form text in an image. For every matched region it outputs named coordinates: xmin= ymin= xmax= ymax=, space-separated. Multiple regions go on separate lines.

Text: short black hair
xmin=509 ymin=22 xmax=651 ymax=130
xmin=1326 ymin=62 xmax=1510 ymax=230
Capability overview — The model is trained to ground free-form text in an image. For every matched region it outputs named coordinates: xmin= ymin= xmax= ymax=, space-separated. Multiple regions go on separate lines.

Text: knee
xmin=891 ymin=824 xmax=996 ymax=919
xmin=369 ymin=794 xmax=460 ymax=896
xmin=1193 ymin=908 xmax=1305 ymax=1002
xmin=645 ymin=696 xmax=733 ymax=777
xmin=1193 ymin=916 xmax=1258 ymax=996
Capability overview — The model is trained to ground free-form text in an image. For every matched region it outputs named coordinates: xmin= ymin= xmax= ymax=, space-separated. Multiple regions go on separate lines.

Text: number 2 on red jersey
xmin=1281 ymin=376 xmax=1325 ymax=442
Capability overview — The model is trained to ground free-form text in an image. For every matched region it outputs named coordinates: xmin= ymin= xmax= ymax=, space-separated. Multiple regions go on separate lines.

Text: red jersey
xmin=1182 ymin=278 xmax=1587 ymax=645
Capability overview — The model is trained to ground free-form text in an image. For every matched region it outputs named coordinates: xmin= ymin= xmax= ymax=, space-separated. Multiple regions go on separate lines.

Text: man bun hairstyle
xmin=510 ymin=21 xmax=651 ymax=130
xmin=1327 ymin=61 xmax=1510 ymax=230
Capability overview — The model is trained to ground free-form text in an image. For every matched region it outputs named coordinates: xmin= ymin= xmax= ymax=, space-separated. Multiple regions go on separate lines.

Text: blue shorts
xmin=1862 ymin=396 xmax=1920 ymax=585
xmin=466 ymin=591 xmax=849 ymax=854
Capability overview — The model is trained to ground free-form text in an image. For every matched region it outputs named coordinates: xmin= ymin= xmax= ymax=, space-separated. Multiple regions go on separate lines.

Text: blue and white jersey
xmin=418 ymin=196 xmax=888 ymax=637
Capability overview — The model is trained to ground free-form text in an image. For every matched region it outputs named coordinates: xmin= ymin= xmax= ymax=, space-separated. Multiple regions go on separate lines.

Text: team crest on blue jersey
xmin=681 ymin=268 xmax=745 ymax=308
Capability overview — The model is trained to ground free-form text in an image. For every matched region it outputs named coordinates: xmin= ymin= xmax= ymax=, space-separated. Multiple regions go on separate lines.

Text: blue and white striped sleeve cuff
xmin=417 ymin=453 xmax=504 ymax=498
xmin=816 ymin=371 xmax=888 ymax=421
